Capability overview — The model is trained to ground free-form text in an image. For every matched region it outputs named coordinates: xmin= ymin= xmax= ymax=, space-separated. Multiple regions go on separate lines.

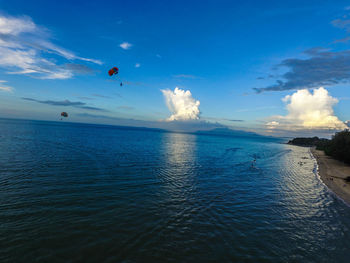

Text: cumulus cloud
xmin=161 ymin=87 xmax=200 ymax=121
xmin=120 ymin=42 xmax=132 ymax=50
xmin=0 ymin=14 xmax=101 ymax=79
xmin=22 ymin=97 xmax=107 ymax=111
xmin=266 ymin=87 xmax=347 ymax=130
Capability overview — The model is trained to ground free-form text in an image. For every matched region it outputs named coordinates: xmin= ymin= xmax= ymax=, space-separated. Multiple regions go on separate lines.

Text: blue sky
xmin=0 ymin=0 xmax=349 ymax=135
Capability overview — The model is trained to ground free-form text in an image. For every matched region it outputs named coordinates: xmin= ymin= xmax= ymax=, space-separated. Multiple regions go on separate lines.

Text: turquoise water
xmin=0 ymin=118 xmax=349 ymax=262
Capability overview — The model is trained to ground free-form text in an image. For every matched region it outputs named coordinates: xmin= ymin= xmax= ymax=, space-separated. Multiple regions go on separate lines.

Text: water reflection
xmin=163 ymin=132 xmax=197 ymax=168
xmin=158 ymin=132 xmax=199 ymax=204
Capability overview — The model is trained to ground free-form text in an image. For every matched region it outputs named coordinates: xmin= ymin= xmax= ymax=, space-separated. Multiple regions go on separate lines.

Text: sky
xmin=0 ymin=0 xmax=350 ymax=136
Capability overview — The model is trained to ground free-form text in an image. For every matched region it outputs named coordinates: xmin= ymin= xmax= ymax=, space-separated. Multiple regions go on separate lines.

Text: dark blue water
xmin=1 ymin=118 xmax=350 ymax=262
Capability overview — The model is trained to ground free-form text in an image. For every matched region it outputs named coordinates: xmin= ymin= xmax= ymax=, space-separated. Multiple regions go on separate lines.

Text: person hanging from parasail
xmin=108 ymin=67 xmax=123 ymax=86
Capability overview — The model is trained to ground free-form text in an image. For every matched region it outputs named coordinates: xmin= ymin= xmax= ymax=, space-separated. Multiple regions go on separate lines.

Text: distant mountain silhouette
xmin=194 ymin=128 xmax=264 ymax=138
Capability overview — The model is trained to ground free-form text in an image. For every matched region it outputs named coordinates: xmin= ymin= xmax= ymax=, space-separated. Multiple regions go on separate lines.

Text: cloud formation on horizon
xmin=0 ymin=14 xmax=101 ymax=79
xmin=266 ymin=87 xmax=347 ymax=130
xmin=22 ymin=98 xmax=107 ymax=111
xmin=76 ymin=112 xmax=225 ymax=132
xmin=161 ymin=87 xmax=200 ymax=121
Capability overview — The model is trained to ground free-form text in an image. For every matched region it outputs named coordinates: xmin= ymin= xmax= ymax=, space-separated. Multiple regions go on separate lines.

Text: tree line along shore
xmin=288 ymin=130 xmax=350 ymax=165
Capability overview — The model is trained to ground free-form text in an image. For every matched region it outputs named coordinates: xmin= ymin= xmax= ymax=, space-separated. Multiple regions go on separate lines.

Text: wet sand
xmin=311 ymin=148 xmax=350 ymax=205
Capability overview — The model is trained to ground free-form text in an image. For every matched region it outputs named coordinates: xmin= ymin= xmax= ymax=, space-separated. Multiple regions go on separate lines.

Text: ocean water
xmin=0 ymin=118 xmax=350 ymax=262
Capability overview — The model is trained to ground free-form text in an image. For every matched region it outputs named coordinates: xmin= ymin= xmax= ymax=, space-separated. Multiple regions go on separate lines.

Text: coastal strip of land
xmin=311 ymin=148 xmax=350 ymax=205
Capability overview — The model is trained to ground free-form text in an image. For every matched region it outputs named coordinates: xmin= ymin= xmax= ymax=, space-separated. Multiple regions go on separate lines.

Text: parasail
xmin=108 ymin=67 xmax=119 ymax=76
xmin=108 ymin=67 xmax=123 ymax=86
xmin=61 ymin=112 xmax=68 ymax=118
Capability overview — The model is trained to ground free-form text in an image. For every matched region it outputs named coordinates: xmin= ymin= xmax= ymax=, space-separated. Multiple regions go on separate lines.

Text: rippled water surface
xmin=1 ymin=119 xmax=350 ymax=262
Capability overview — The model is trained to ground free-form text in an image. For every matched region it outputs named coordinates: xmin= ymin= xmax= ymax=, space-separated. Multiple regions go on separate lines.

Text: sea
xmin=0 ymin=118 xmax=350 ymax=262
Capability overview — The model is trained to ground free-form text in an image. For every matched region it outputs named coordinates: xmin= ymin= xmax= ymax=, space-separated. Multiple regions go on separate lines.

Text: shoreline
xmin=310 ymin=148 xmax=350 ymax=205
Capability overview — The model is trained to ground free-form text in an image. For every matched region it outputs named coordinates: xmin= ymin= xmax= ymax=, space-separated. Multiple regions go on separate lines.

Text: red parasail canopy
xmin=108 ymin=67 xmax=119 ymax=76
xmin=61 ymin=112 xmax=68 ymax=117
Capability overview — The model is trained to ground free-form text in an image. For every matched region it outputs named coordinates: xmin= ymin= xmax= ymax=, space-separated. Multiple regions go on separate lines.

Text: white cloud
xmin=161 ymin=87 xmax=200 ymax=121
xmin=120 ymin=42 xmax=132 ymax=50
xmin=0 ymin=86 xmax=13 ymax=92
xmin=0 ymin=15 xmax=36 ymax=35
xmin=266 ymin=121 xmax=279 ymax=129
xmin=0 ymin=14 xmax=101 ymax=79
xmin=267 ymin=87 xmax=347 ymax=130
xmin=135 ymin=63 xmax=140 ymax=68
xmin=173 ymin=74 xmax=199 ymax=79
xmin=0 ymin=80 xmax=13 ymax=92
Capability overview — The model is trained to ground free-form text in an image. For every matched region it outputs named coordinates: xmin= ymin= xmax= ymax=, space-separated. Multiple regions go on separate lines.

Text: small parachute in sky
xmin=108 ymin=67 xmax=119 ymax=76
xmin=61 ymin=112 xmax=68 ymax=118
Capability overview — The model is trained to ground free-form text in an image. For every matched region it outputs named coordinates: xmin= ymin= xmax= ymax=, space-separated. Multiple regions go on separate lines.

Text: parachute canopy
xmin=61 ymin=112 xmax=68 ymax=118
xmin=108 ymin=67 xmax=119 ymax=76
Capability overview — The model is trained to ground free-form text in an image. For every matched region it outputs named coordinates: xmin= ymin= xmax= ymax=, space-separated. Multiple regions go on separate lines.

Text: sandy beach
xmin=311 ymin=148 xmax=350 ymax=205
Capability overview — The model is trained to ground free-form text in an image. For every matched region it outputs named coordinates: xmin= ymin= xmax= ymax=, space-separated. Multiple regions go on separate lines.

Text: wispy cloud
xmin=117 ymin=106 xmax=134 ymax=110
xmin=0 ymin=86 xmax=13 ymax=92
xmin=255 ymin=11 xmax=350 ymax=93
xmin=173 ymin=74 xmax=200 ymax=79
xmin=120 ymin=42 xmax=132 ymax=50
xmin=79 ymin=105 xmax=107 ymax=111
xmin=331 ymin=18 xmax=350 ymax=32
xmin=91 ymin=94 xmax=111 ymax=99
xmin=224 ymin=119 xmax=244 ymax=122
xmin=333 ymin=36 xmax=350 ymax=43
xmin=236 ymin=106 xmax=278 ymax=112
xmin=203 ymin=116 xmax=244 ymax=122
xmin=254 ymin=48 xmax=350 ymax=93
xmin=76 ymin=96 xmax=94 ymax=100
xmin=0 ymin=80 xmax=13 ymax=92
xmin=0 ymin=14 xmax=101 ymax=79
xmin=22 ymin=98 xmax=85 ymax=106
xmin=64 ymin=64 xmax=96 ymax=75
xmin=161 ymin=87 xmax=200 ymax=121
xmin=22 ymin=97 xmax=107 ymax=111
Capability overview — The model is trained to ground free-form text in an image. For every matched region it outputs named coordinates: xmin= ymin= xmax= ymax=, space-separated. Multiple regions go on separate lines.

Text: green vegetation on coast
xmin=288 ymin=130 xmax=350 ymax=165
